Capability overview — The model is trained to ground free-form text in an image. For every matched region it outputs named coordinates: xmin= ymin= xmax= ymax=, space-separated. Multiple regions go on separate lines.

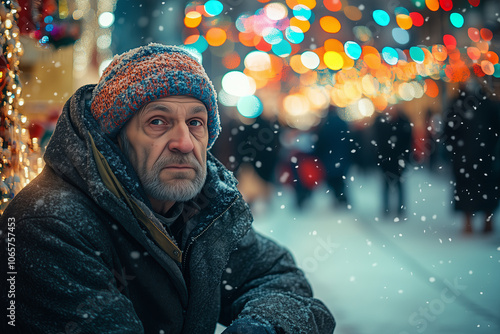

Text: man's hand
xmin=222 ymin=318 xmax=276 ymax=334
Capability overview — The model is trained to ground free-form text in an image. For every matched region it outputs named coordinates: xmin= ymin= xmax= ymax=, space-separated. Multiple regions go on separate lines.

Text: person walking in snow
xmin=373 ymin=106 xmax=413 ymax=218
xmin=444 ymin=80 xmax=500 ymax=234
xmin=315 ymin=105 xmax=352 ymax=208
xmin=0 ymin=44 xmax=335 ymax=334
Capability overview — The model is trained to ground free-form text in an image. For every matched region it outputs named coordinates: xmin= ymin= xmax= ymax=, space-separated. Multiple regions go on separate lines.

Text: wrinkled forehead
xmin=138 ymin=96 xmax=208 ymax=115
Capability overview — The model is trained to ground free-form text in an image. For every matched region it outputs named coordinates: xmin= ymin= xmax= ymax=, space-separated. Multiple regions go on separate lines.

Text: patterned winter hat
xmin=90 ymin=43 xmax=220 ymax=149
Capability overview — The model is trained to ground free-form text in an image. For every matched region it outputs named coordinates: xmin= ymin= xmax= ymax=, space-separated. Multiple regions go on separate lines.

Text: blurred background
xmin=1 ymin=0 xmax=499 ymax=333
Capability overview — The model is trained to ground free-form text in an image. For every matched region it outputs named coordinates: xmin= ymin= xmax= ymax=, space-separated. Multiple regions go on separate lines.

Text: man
xmin=0 ymin=44 xmax=335 ymax=333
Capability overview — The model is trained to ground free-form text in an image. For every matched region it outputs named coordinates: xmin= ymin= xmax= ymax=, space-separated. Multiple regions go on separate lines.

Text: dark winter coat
xmin=373 ymin=110 xmax=413 ymax=177
xmin=315 ymin=109 xmax=352 ymax=178
xmin=444 ymin=91 xmax=500 ymax=212
xmin=0 ymin=85 xmax=335 ymax=334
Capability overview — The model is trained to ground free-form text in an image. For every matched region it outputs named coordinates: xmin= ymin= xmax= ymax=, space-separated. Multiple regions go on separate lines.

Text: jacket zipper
xmin=182 ymin=195 xmax=240 ymax=271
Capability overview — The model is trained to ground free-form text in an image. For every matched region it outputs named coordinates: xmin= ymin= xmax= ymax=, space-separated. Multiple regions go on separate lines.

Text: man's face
xmin=119 ymin=96 xmax=208 ymax=206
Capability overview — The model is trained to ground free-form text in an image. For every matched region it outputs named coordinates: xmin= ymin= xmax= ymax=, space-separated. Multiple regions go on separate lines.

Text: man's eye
xmin=151 ymin=119 xmax=165 ymax=126
xmin=189 ymin=119 xmax=203 ymax=126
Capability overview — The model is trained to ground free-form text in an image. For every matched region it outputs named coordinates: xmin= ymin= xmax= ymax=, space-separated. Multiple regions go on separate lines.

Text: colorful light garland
xmin=0 ymin=0 xmax=43 ymax=213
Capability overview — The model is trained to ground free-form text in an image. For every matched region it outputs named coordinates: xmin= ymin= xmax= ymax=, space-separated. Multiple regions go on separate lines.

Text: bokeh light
xmin=293 ymin=5 xmax=311 ymax=20
xmin=184 ymin=11 xmax=202 ymax=28
xmin=263 ymin=27 xmax=284 ymax=45
xmin=426 ymin=0 xmax=439 ymax=11
xmin=320 ymin=16 xmax=341 ymax=33
xmin=323 ymin=0 xmax=342 ymax=12
xmin=373 ymin=10 xmax=390 ymax=26
xmin=449 ymin=13 xmax=464 ymax=28
xmin=324 ymin=51 xmax=343 ymax=70
xmin=222 ymin=71 xmax=257 ymax=97
xmin=285 ymin=26 xmax=305 ymax=44
xmin=409 ymin=12 xmax=424 ymax=27
xmin=344 ymin=6 xmax=362 ymax=21
xmin=272 ymin=39 xmax=292 ymax=57
xmin=424 ymin=79 xmax=439 ymax=97
xmin=184 ymin=34 xmax=209 ymax=53
xmin=301 ymin=51 xmax=320 ymax=69
xmin=206 ymin=28 xmax=227 ymax=46
xmin=410 ymin=46 xmax=425 ymax=64
xmin=396 ymin=14 xmax=413 ymax=30
xmin=237 ymin=95 xmax=263 ymax=118
xmin=98 ymin=12 xmax=115 ymax=28
xmin=344 ymin=41 xmax=362 ymax=60
xmin=204 ymin=0 xmax=224 ymax=16
xmin=392 ymin=28 xmax=410 ymax=44
xmin=440 ymin=0 xmax=453 ymax=11
xmin=382 ymin=47 xmax=399 ymax=65
xmin=265 ymin=2 xmax=288 ymax=20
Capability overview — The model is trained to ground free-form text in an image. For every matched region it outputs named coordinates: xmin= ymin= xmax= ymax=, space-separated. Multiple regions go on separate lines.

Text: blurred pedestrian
xmin=444 ymin=80 xmax=500 ymax=234
xmin=315 ymin=105 xmax=352 ymax=208
xmin=373 ymin=107 xmax=413 ymax=218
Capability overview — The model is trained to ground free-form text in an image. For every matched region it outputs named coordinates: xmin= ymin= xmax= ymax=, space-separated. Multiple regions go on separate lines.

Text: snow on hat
xmin=90 ymin=43 xmax=220 ymax=149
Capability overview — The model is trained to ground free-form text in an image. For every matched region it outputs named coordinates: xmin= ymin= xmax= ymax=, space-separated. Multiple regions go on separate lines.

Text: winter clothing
xmin=0 ymin=85 xmax=335 ymax=334
xmin=444 ymin=90 xmax=500 ymax=213
xmin=91 ymin=43 xmax=220 ymax=149
xmin=373 ymin=109 xmax=413 ymax=215
xmin=315 ymin=108 xmax=352 ymax=206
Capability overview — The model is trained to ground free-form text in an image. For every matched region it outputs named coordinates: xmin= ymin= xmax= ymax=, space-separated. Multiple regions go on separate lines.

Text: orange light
xmin=324 ymin=38 xmax=343 ymax=52
xmin=468 ymin=28 xmax=480 ymax=42
xmin=184 ymin=11 xmax=202 ymax=28
xmin=344 ymin=6 xmax=362 ymax=21
xmin=290 ymin=17 xmax=311 ymax=32
xmin=290 ymin=54 xmax=309 ymax=74
xmin=424 ymin=79 xmax=439 ymax=98
xmin=286 ymin=0 xmax=300 ymax=9
xmin=476 ymin=41 xmax=489 ymax=53
xmin=319 ymin=16 xmax=341 ymax=33
xmin=467 ymin=47 xmax=481 ymax=61
xmin=206 ymin=28 xmax=227 ymax=46
xmin=426 ymin=0 xmax=439 ymax=11
xmin=222 ymin=52 xmax=241 ymax=69
xmin=486 ymin=51 xmax=499 ymax=64
xmin=298 ymin=0 xmax=317 ymax=9
xmin=480 ymin=28 xmax=493 ymax=41
xmin=239 ymin=32 xmax=256 ymax=47
xmin=396 ymin=14 xmax=413 ymax=30
xmin=324 ymin=0 xmax=342 ymax=12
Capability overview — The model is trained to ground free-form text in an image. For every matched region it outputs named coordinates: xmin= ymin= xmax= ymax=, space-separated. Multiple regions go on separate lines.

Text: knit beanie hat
xmin=90 ymin=43 xmax=220 ymax=149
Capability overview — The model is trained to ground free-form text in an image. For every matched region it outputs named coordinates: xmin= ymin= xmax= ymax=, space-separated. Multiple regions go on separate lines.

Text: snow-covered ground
xmin=216 ymin=166 xmax=500 ymax=334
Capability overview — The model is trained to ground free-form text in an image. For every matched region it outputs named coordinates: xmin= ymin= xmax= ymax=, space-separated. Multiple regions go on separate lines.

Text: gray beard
xmin=140 ymin=154 xmax=206 ymax=202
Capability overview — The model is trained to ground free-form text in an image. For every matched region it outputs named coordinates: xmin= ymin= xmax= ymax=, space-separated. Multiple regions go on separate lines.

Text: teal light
xmin=263 ymin=28 xmax=283 ymax=45
xmin=450 ymin=13 xmax=464 ymax=28
xmin=237 ymin=95 xmax=263 ymax=118
xmin=344 ymin=41 xmax=362 ymax=60
xmin=382 ymin=47 xmax=399 ymax=65
xmin=394 ymin=7 xmax=409 ymax=16
xmin=204 ymin=0 xmax=223 ymax=16
xmin=373 ymin=10 xmax=390 ymax=26
xmin=493 ymin=64 xmax=500 ymax=78
xmin=185 ymin=35 xmax=208 ymax=53
xmin=272 ymin=39 xmax=292 ymax=57
xmin=392 ymin=28 xmax=410 ymax=44
xmin=293 ymin=4 xmax=311 ymax=21
xmin=409 ymin=46 xmax=425 ymax=63
xmin=285 ymin=26 xmax=304 ymax=44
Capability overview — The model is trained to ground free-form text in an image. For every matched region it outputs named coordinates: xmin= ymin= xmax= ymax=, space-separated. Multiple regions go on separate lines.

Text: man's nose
xmin=168 ymin=123 xmax=195 ymax=153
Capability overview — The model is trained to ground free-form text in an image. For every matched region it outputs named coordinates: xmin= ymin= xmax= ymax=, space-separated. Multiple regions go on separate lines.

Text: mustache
xmin=154 ymin=154 xmax=202 ymax=170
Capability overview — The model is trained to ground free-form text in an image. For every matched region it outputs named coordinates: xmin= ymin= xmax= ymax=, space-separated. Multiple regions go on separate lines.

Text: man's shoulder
xmin=1 ymin=166 xmax=103 ymax=227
